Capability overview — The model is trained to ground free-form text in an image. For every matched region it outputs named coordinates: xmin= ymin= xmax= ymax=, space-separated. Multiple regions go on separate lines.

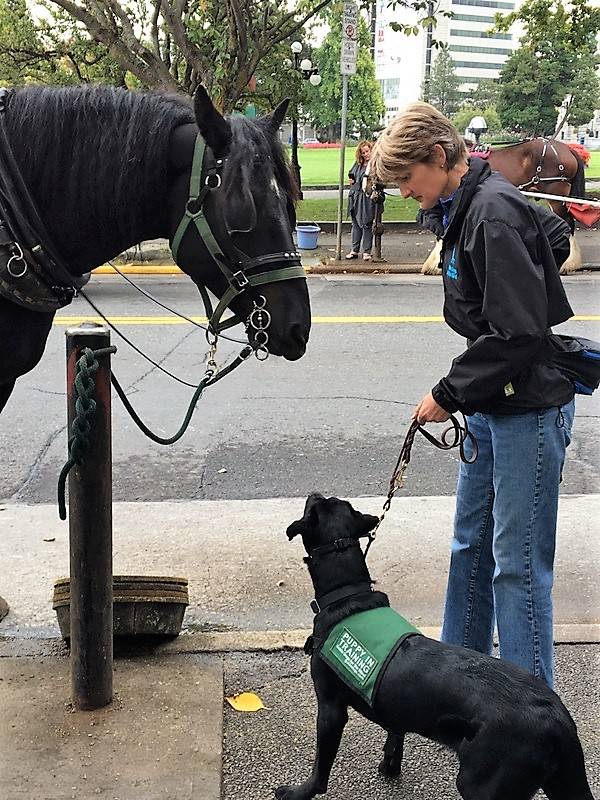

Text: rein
xmin=364 ymin=414 xmax=478 ymax=557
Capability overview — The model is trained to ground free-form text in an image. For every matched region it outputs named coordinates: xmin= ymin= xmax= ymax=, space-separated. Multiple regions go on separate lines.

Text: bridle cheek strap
xmin=170 ymin=134 xmax=305 ymax=334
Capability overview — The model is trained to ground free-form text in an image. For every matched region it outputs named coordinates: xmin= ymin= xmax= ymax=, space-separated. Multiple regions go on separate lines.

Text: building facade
xmin=374 ymin=0 xmax=521 ymax=125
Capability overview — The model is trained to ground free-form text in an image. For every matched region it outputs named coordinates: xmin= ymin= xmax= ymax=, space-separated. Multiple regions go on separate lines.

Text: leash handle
xmin=365 ymin=414 xmax=477 ymax=556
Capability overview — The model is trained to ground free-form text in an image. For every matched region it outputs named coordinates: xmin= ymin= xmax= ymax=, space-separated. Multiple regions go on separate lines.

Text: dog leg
xmin=275 ymin=701 xmax=348 ymax=800
xmin=378 ymin=731 xmax=404 ymax=778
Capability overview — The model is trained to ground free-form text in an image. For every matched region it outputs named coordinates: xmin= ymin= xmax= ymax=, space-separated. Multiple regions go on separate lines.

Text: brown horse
xmin=422 ymin=137 xmax=587 ymax=274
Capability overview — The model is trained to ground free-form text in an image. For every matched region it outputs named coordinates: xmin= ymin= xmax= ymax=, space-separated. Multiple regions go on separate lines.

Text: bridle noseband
xmin=170 ymin=134 xmax=306 ymax=357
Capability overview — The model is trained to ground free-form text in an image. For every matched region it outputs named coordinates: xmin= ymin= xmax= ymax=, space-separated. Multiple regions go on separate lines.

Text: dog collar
xmin=310 ymin=581 xmax=373 ymax=615
xmin=304 ymin=537 xmax=360 ymax=564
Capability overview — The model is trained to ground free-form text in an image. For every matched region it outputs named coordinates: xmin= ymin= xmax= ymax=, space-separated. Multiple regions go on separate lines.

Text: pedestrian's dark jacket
xmin=419 ymin=157 xmax=575 ymax=415
xmin=348 ymin=162 xmax=375 ymax=226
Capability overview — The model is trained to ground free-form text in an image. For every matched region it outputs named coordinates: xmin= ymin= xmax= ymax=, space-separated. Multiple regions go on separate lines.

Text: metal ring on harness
xmin=205 ymin=173 xmax=221 ymax=189
xmin=7 ymin=242 xmax=27 ymax=277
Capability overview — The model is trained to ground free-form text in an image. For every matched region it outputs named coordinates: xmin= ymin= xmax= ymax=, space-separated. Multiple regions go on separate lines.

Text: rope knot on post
xmin=58 ymin=346 xmax=116 ymax=520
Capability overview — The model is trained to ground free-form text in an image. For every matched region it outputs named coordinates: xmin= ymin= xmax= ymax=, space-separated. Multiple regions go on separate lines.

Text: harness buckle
xmin=231 ymin=270 xmax=249 ymax=291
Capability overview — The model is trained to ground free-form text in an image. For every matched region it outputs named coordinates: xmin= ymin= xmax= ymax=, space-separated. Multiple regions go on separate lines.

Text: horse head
xmin=168 ymin=87 xmax=311 ymax=361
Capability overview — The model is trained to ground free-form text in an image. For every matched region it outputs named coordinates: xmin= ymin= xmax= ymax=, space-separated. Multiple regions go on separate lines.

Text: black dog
xmin=276 ymin=493 xmax=595 ymax=800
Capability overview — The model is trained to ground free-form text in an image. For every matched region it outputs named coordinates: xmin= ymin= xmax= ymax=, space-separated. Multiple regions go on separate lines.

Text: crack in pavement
xmin=6 ymin=424 xmax=66 ymax=502
xmin=119 ymin=327 xmax=200 ymax=393
xmin=23 ymin=386 xmax=66 ymax=397
xmin=241 ymin=395 xmax=415 ymax=406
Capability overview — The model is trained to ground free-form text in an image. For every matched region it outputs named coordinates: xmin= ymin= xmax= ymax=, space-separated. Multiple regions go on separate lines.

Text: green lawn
xmin=296 ymin=147 xmax=357 ymax=185
xmin=297 ymin=196 xmax=419 ymax=222
xmin=294 ymin=146 xmax=600 ymax=185
xmin=586 ymin=151 xmax=600 ymax=178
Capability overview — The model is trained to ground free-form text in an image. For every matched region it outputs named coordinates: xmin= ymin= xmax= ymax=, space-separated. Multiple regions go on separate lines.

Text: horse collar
xmin=170 ymin=133 xmax=305 ymax=344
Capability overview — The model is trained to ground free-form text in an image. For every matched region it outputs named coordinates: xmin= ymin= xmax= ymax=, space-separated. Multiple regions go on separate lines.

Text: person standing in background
xmin=346 ymin=140 xmax=376 ymax=261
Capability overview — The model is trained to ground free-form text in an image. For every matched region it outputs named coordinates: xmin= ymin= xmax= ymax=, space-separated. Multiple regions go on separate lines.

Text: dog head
xmin=286 ymin=493 xmax=380 ymax=554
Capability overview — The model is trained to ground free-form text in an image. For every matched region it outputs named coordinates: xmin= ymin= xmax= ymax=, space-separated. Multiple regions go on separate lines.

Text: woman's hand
xmin=412 ymin=392 xmax=450 ymax=424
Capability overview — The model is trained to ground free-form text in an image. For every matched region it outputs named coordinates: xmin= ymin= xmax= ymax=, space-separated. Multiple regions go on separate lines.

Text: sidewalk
xmin=97 ymin=227 xmax=600 ymax=276
xmin=1 ymin=495 xmax=599 ymax=798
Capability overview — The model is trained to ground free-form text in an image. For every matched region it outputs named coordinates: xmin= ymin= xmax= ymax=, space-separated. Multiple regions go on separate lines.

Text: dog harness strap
xmin=319 ymin=607 xmax=421 ymax=707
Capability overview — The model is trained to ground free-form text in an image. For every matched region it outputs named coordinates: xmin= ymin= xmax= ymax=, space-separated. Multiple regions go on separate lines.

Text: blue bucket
xmin=296 ymin=224 xmax=321 ymax=250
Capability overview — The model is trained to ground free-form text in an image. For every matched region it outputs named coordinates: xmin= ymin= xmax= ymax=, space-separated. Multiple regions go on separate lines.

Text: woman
xmin=371 ymin=102 xmax=575 ymax=688
xmin=346 ymin=140 xmax=376 ymax=261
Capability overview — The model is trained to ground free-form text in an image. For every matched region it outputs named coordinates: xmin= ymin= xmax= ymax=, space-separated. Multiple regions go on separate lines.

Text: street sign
xmin=341 ymin=40 xmax=358 ymax=74
xmin=340 ymin=1 xmax=358 ymax=75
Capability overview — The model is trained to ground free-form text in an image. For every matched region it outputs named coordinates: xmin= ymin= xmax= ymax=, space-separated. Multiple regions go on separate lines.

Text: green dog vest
xmin=319 ymin=607 xmax=421 ymax=706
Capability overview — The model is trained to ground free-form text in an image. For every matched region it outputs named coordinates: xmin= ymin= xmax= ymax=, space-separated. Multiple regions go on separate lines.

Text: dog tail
xmin=541 ymin=729 xmax=595 ymax=800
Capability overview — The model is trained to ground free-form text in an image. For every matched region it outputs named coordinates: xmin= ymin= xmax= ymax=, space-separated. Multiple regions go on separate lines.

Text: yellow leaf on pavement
xmin=225 ymin=692 xmax=265 ymax=712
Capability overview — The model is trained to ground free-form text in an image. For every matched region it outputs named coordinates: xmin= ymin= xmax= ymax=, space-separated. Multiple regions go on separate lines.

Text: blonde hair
xmin=355 ymin=140 xmax=373 ymax=166
xmin=371 ymin=102 xmax=468 ymax=184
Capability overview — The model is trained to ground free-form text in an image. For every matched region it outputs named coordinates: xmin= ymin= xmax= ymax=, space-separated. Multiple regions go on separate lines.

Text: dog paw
xmin=378 ymin=756 xmax=402 ymax=779
xmin=275 ymin=784 xmax=314 ymax=800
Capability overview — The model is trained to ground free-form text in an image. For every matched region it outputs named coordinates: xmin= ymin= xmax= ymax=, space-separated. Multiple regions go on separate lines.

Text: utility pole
xmin=336 ymin=1 xmax=358 ymax=260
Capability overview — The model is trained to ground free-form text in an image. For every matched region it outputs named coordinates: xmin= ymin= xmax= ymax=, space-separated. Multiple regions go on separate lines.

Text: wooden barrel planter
xmin=53 ymin=575 xmax=189 ymax=639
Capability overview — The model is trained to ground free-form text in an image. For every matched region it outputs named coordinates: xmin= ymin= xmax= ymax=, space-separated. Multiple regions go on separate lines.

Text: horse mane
xmin=4 ymin=85 xmax=196 ymax=260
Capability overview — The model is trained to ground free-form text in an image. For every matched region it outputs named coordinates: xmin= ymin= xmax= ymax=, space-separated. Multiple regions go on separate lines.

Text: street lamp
xmin=288 ymin=41 xmax=321 ymax=199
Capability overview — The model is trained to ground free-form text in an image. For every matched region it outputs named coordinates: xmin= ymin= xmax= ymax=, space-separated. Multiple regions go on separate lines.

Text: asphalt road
xmin=1 ymin=273 xmax=598 ymax=505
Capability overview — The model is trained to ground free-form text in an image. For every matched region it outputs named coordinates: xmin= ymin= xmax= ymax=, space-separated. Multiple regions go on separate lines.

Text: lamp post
xmin=288 ymin=41 xmax=321 ymax=199
xmin=467 ymin=115 xmax=488 ymax=148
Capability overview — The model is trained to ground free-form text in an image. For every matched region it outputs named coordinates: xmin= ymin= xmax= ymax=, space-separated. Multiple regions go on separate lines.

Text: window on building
xmin=452 ymin=0 xmax=514 ymax=9
xmin=450 ymin=44 xmax=512 ymax=54
xmin=450 ymin=28 xmax=512 ymax=39
xmin=453 ymin=13 xmax=496 ymax=21
xmin=453 ymin=60 xmax=506 ymax=68
xmin=380 ymin=78 xmax=401 ymax=101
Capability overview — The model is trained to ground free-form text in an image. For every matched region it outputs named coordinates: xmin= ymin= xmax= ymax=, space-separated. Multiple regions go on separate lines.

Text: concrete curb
xmin=2 ymin=624 xmax=599 ymax=659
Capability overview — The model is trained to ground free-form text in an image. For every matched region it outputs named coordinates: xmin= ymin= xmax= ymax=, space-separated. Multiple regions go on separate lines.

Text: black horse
xmin=0 ymin=84 xmax=311 ymax=415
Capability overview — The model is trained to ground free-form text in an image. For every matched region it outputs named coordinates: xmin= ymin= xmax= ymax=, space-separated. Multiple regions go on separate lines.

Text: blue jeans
xmin=441 ymin=400 xmax=575 ymax=687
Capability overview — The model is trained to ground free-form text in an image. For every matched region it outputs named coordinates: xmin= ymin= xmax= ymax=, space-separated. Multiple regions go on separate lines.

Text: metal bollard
xmin=66 ymin=324 xmax=113 ymax=710
xmin=373 ymin=187 xmax=385 ymax=261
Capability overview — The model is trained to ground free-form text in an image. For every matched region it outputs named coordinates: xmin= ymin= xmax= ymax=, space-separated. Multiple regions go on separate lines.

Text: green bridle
xmin=170 ymin=134 xmax=305 ymax=339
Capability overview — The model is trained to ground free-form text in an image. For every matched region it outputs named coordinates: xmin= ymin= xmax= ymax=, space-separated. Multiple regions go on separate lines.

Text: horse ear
xmin=194 ymin=85 xmax=232 ymax=155
xmin=259 ymin=98 xmax=290 ymax=136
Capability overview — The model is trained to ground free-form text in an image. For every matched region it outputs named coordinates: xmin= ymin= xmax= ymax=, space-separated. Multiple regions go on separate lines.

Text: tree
xmin=0 ymin=0 xmax=452 ymax=112
xmin=0 ymin=0 xmax=129 ymax=85
xmin=466 ymin=78 xmax=501 ymax=109
xmin=495 ymin=0 xmax=600 ymax=134
xmin=303 ymin=8 xmax=385 ymax=139
xmin=556 ymin=54 xmax=600 ymax=132
xmin=424 ymin=47 xmax=460 ymax=115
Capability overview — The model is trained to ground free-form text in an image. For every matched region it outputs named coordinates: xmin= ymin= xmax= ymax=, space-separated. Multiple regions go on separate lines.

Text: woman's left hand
xmin=413 ymin=392 xmax=451 ymax=424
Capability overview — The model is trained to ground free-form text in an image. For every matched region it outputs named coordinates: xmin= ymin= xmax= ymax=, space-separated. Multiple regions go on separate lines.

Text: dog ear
xmin=286 ymin=519 xmax=307 ymax=540
xmin=286 ymin=506 xmax=318 ymax=540
xmin=356 ymin=512 xmax=380 ymax=537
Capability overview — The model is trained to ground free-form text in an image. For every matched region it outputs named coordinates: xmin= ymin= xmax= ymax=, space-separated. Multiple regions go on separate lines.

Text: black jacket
xmin=420 ymin=158 xmax=575 ymax=415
